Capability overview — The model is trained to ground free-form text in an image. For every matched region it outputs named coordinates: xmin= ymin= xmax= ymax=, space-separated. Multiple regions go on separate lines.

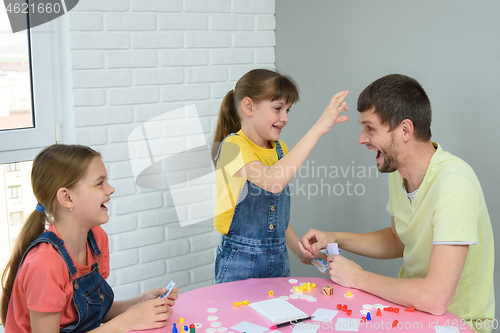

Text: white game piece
xmin=344 ymin=292 xmax=354 ymax=298
xmin=290 ymin=294 xmax=300 ymax=299
xmin=290 ymin=288 xmax=295 ymax=292
xmin=362 ymin=304 xmax=373 ymax=309
xmin=217 ymin=328 xmax=228 ymax=332
xmin=299 ymin=294 xmax=310 ymax=299
xmin=373 ymin=304 xmax=385 ymax=309
xmin=307 ymin=297 xmax=317 ymax=302
xmin=207 ymin=307 xmax=218 ymax=313
xmin=289 ymin=278 xmax=298 ymax=284
xmin=280 ymin=296 xmax=290 ymax=300
xmin=360 ymin=310 xmax=369 ymax=315
xmin=211 ymin=322 xmax=222 ymax=328
xmin=207 ymin=316 xmax=218 ymax=321
xmin=206 ymin=329 xmax=216 ymax=333
xmin=194 ymin=323 xmax=203 ymax=328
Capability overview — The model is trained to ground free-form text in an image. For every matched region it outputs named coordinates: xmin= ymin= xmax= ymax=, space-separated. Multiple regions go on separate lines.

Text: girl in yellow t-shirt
xmin=211 ymin=69 xmax=349 ymax=283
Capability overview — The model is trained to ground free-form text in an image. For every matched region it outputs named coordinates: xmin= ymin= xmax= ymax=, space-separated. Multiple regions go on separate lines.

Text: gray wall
xmin=276 ymin=0 xmax=498 ymax=322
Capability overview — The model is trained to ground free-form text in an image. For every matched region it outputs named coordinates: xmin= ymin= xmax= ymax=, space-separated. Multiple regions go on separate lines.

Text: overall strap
xmin=274 ymin=140 xmax=285 ymax=160
xmin=214 ymin=133 xmax=239 ymax=162
xmin=86 ymin=229 xmax=101 ymax=257
xmin=18 ymin=231 xmax=77 ymax=279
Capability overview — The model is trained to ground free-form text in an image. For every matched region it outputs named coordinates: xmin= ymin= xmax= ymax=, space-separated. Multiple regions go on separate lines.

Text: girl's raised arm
xmin=238 ymin=91 xmax=349 ymax=193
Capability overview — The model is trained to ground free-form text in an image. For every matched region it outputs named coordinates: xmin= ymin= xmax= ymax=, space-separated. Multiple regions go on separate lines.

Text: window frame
xmin=0 ymin=14 xmax=71 ymax=164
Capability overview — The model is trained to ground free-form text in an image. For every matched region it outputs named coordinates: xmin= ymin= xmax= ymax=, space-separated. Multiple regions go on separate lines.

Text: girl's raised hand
xmin=313 ymin=90 xmax=349 ymax=135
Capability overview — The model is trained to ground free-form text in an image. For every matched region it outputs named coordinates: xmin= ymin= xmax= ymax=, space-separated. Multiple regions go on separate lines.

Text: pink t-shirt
xmin=5 ymin=224 xmax=110 ymax=332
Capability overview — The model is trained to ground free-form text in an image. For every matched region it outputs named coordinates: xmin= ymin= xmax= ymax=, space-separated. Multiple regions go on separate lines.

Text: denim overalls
xmin=18 ymin=230 xmax=114 ymax=332
xmin=214 ymin=134 xmax=291 ymax=283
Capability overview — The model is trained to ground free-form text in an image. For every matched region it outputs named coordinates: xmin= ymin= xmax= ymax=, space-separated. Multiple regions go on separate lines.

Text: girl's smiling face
xmin=248 ymin=98 xmax=292 ymax=148
xmin=69 ymin=156 xmax=115 ymax=226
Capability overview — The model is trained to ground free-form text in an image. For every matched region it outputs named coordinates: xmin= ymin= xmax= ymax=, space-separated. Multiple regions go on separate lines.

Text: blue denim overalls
xmin=214 ymin=134 xmax=291 ymax=283
xmin=17 ymin=230 xmax=114 ymax=332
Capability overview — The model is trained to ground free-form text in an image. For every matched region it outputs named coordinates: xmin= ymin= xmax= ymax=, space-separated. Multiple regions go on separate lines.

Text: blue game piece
xmin=367 ymin=312 xmax=372 ymax=321
xmin=173 ymin=323 xmax=178 ymax=333
xmin=184 ymin=325 xmax=188 ymax=332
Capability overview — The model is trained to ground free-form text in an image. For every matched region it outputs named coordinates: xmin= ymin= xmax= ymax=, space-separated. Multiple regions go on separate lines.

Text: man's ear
xmin=241 ymin=97 xmax=254 ymax=117
xmin=401 ymin=119 xmax=414 ymax=142
xmin=56 ymin=188 xmax=74 ymax=210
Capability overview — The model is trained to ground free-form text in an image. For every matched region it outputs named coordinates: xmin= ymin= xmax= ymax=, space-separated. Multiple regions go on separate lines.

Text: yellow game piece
xmin=234 ymin=300 xmax=249 ymax=306
xmin=311 ymin=283 xmax=316 ymax=288
xmin=179 ymin=317 xmax=184 ymax=324
xmin=269 ymin=290 xmax=274 ymax=296
xmin=306 ymin=283 xmax=311 ymax=291
xmin=347 ymin=291 xmax=352 ymax=297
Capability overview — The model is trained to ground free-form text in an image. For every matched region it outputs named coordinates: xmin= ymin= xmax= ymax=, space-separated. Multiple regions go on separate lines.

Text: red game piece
xmin=361 ymin=317 xmax=366 ymax=323
xmin=376 ymin=308 xmax=382 ymax=316
xmin=392 ymin=320 xmax=399 ymax=328
xmin=189 ymin=324 xmax=195 ymax=329
xmin=385 ymin=306 xmax=393 ymax=312
xmin=342 ymin=304 xmax=348 ymax=312
xmin=405 ymin=307 xmax=414 ymax=312
xmin=393 ymin=308 xmax=399 ymax=313
xmin=337 ymin=304 xmax=342 ymax=310
xmin=346 ymin=309 xmax=352 ymax=316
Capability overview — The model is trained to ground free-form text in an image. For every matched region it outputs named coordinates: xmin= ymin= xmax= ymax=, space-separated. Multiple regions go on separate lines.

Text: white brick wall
xmin=68 ymin=0 xmax=276 ymax=299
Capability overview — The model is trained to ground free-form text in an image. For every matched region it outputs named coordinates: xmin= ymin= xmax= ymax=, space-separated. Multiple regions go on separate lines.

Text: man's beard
xmin=377 ymin=134 xmax=398 ymax=173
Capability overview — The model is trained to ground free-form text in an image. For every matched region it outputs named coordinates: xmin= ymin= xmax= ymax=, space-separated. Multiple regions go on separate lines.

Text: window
xmin=9 ymin=211 xmax=23 ymax=225
xmin=7 ymin=185 xmax=22 ymax=199
xmin=0 ymin=3 xmax=67 ymax=164
xmin=5 ymin=162 xmax=20 ymax=172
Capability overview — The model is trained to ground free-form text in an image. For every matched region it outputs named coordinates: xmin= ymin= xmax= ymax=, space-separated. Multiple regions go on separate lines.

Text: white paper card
xmin=335 ymin=318 xmax=360 ymax=331
xmin=230 ymin=322 xmax=269 ymax=333
xmin=327 ymin=243 xmax=341 ymax=255
xmin=311 ymin=308 xmax=339 ymax=323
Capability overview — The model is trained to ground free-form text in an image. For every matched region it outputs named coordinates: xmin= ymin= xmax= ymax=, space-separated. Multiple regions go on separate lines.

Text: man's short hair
xmin=358 ymin=74 xmax=432 ymax=141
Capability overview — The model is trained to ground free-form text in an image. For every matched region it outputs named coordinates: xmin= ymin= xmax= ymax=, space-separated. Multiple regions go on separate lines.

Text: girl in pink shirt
xmin=1 ymin=144 xmax=178 ymax=332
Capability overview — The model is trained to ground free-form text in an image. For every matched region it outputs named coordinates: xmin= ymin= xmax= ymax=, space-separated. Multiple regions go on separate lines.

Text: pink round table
xmin=130 ymin=277 xmax=474 ymax=332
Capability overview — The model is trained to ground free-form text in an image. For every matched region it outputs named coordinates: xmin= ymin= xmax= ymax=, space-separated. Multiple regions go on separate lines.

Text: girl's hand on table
xmin=117 ymin=298 xmax=172 ymax=331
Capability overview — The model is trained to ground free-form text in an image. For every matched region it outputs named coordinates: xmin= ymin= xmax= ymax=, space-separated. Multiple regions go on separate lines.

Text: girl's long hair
xmin=0 ymin=144 xmax=100 ymax=326
xmin=211 ymin=69 xmax=299 ymax=164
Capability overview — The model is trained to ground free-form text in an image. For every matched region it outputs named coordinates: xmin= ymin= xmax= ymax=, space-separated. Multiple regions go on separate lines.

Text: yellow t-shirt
xmin=213 ymin=130 xmax=288 ymax=234
xmin=387 ymin=143 xmax=495 ymax=333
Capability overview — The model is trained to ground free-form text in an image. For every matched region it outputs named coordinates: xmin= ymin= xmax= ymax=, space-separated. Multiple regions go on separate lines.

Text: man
xmin=299 ymin=74 xmax=494 ymax=333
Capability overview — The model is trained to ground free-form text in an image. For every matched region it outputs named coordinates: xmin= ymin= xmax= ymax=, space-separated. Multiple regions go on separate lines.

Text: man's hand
xmin=327 ymin=255 xmax=363 ymax=288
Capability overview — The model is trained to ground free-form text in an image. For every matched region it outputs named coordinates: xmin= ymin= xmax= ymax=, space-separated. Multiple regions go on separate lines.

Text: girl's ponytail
xmin=1 ymin=209 xmax=46 ymax=326
xmin=211 ymin=89 xmax=241 ymax=164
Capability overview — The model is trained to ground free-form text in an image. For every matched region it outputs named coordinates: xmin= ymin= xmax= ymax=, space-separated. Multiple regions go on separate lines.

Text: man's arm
xmin=328 ymin=244 xmax=468 ymax=315
xmin=298 ymin=217 xmax=404 ymax=260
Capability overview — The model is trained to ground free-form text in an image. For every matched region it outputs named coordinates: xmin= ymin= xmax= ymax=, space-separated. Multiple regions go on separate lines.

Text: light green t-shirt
xmin=387 ymin=143 xmax=495 ymax=333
